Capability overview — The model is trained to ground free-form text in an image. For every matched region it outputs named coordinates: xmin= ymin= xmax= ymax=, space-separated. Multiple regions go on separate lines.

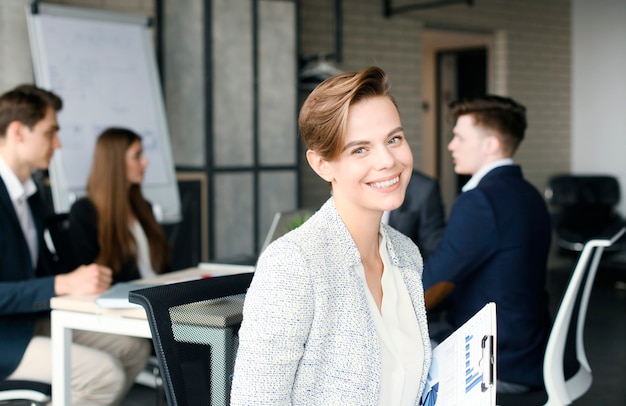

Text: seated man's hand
xmin=54 ymin=264 xmax=113 ymax=296
xmin=424 ymin=281 xmax=456 ymax=311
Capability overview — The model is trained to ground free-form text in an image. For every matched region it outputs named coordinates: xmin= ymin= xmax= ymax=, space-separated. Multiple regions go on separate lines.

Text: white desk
xmin=50 ymin=265 xmax=253 ymax=406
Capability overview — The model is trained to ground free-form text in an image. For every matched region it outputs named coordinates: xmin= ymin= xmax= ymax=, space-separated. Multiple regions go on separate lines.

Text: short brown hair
xmin=449 ymin=95 xmax=527 ymax=154
xmin=0 ymin=84 xmax=62 ymax=137
xmin=298 ymin=66 xmax=397 ymax=161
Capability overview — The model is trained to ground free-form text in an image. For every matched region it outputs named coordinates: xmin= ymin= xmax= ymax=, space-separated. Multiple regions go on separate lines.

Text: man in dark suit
xmin=423 ymin=95 xmax=552 ymax=394
xmin=388 ymin=170 xmax=445 ymax=261
xmin=0 ymin=84 xmax=149 ymax=405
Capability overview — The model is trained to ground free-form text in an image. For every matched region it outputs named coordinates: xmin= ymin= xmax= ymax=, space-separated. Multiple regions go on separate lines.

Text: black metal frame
xmin=155 ymin=0 xmax=301 ymax=260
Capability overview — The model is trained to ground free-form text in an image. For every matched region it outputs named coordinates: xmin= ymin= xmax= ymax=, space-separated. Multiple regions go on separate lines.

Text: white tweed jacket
xmin=230 ymin=197 xmax=432 ymax=405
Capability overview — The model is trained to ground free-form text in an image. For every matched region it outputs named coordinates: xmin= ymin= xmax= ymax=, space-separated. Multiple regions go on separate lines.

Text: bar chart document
xmin=421 ymin=302 xmax=497 ymax=406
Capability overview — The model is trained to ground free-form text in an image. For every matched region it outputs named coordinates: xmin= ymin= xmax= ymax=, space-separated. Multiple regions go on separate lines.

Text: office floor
xmin=121 ymin=252 xmax=626 ymax=406
xmin=546 ymin=252 xmax=626 ymax=405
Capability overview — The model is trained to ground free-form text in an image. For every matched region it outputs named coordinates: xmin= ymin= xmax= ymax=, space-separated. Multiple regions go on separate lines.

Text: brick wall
xmin=3 ymin=0 xmax=571 ymax=211
xmin=299 ymin=0 xmax=571 ymax=208
xmin=0 ymin=0 xmax=155 ymax=93
xmin=299 ymin=0 xmax=425 ymax=207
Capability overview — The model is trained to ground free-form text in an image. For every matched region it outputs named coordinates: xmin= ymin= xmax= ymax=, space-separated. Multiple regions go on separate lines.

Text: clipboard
xmin=420 ymin=302 xmax=497 ymax=406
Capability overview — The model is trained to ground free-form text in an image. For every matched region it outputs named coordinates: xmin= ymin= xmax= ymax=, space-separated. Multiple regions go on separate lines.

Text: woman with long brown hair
xmin=69 ymin=127 xmax=170 ymax=282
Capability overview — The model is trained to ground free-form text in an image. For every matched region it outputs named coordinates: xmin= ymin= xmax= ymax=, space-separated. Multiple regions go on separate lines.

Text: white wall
xmin=572 ymin=0 xmax=626 ymax=215
xmin=0 ymin=0 xmax=154 ymax=94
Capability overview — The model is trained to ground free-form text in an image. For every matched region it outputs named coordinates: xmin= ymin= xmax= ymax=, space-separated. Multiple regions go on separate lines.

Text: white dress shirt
xmin=129 ymin=220 xmax=156 ymax=279
xmin=357 ymin=229 xmax=424 ymax=405
xmin=462 ymin=158 xmax=514 ymax=192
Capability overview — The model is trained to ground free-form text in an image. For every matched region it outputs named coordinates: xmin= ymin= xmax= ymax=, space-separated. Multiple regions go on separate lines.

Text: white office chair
xmin=542 ymin=226 xmax=625 ymax=405
xmin=497 ymin=226 xmax=626 ymax=406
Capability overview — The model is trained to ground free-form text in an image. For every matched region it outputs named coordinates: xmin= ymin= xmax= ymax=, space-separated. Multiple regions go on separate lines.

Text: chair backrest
xmin=129 ymin=272 xmax=254 ymax=406
xmin=546 ymin=175 xmax=621 ymax=231
xmin=0 ymin=379 xmax=51 ymax=405
xmin=542 ymin=226 xmax=626 ymax=406
xmin=546 ymin=175 xmax=620 ymax=207
xmin=545 ymin=175 xmax=624 ymax=251
xmin=43 ymin=212 xmax=74 ymax=269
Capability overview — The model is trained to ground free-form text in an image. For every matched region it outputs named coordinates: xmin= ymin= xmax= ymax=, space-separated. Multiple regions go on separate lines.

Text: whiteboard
xmin=26 ymin=3 xmax=181 ymax=223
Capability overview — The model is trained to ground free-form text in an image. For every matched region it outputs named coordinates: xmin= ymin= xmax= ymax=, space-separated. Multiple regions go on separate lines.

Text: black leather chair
xmin=545 ymin=174 xmax=626 ymax=253
xmin=129 ymin=272 xmax=254 ymax=406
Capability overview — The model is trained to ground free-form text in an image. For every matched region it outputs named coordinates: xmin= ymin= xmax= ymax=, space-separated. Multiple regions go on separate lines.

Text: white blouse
xmin=129 ymin=220 xmax=156 ymax=279
xmin=356 ymin=230 xmax=424 ymax=405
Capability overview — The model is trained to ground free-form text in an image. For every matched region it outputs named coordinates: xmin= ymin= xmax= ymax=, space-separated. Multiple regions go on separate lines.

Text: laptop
xmin=212 ymin=209 xmax=314 ymax=266
xmin=260 ymin=209 xmax=313 ymax=254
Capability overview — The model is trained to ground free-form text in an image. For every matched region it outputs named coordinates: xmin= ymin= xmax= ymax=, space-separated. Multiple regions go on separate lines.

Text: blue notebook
xmin=95 ymin=282 xmax=159 ymax=309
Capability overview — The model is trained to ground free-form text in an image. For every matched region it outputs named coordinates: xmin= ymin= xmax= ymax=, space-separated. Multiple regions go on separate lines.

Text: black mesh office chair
xmin=0 ymin=380 xmax=51 ymax=406
xmin=129 ymin=272 xmax=254 ymax=406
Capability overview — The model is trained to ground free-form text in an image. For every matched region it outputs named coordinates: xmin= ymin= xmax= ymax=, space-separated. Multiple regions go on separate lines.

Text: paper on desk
xmin=95 ymin=282 xmax=159 ymax=309
xmin=420 ymin=302 xmax=497 ymax=406
xmin=197 ymin=262 xmax=255 ymax=277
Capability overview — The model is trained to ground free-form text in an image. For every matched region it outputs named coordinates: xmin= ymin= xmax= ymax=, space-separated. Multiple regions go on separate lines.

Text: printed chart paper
xmin=420 ymin=302 xmax=497 ymax=406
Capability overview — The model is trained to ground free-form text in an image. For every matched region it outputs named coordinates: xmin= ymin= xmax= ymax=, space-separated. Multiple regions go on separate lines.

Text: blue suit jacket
xmin=389 ymin=171 xmax=445 ymax=261
xmin=423 ymin=165 xmax=552 ymax=387
xmin=0 ymin=177 xmax=57 ymax=380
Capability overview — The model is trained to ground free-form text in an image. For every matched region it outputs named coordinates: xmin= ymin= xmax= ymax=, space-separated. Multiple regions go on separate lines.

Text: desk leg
xmin=211 ymin=327 xmax=235 ymax=406
xmin=51 ymin=310 xmax=72 ymax=406
xmin=173 ymin=324 xmax=237 ymax=406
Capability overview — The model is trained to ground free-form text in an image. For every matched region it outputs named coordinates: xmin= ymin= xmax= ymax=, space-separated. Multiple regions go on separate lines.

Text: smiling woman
xmin=231 ymin=66 xmax=431 ymax=406
xmin=310 ymin=95 xmax=413 ymax=222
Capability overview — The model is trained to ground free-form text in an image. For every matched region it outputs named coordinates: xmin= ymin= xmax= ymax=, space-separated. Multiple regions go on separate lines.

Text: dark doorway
xmin=436 ymin=47 xmax=487 ymax=195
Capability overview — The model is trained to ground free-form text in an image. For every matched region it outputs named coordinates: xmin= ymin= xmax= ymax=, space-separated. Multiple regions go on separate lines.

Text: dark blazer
xmin=389 ymin=171 xmax=446 ymax=261
xmin=423 ymin=165 xmax=552 ymax=388
xmin=0 ymin=177 xmax=57 ymax=380
xmin=68 ymin=197 xmax=142 ymax=283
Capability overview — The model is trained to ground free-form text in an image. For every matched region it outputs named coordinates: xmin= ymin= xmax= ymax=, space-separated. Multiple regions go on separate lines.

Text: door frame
xmin=422 ymin=28 xmax=496 ymax=215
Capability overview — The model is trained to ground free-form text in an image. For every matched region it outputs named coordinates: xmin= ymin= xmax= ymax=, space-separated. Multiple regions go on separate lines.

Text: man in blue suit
xmin=387 ymin=170 xmax=445 ymax=261
xmin=423 ymin=95 xmax=552 ymax=394
xmin=0 ymin=84 xmax=150 ymax=405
